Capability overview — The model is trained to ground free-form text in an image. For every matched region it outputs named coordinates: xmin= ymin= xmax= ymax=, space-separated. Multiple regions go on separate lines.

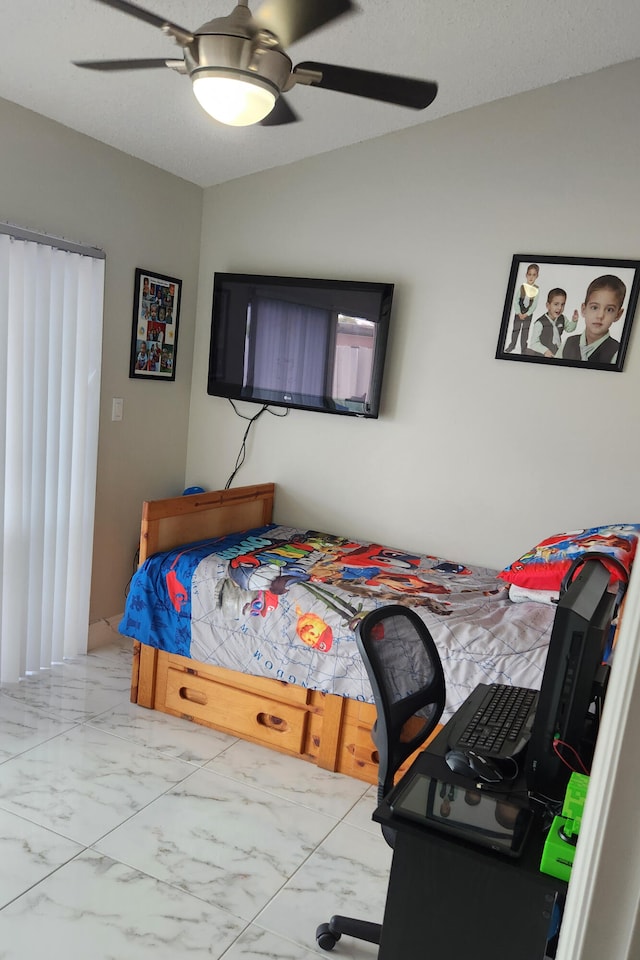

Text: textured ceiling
xmin=2 ymin=0 xmax=640 ymax=188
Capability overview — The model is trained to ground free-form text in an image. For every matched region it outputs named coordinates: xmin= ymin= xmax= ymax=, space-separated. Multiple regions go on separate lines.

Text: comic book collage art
xmin=129 ymin=267 xmax=181 ymax=381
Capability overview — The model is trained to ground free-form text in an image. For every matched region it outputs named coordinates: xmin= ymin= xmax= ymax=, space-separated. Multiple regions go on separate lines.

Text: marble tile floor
xmin=0 ymin=639 xmax=391 ymax=959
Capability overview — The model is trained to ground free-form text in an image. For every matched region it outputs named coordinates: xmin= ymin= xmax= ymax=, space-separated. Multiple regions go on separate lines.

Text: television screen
xmin=207 ymin=273 xmax=394 ymax=417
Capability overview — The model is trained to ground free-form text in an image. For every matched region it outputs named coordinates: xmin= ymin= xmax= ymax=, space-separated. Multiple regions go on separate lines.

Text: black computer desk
xmin=372 ymin=720 xmax=567 ymax=960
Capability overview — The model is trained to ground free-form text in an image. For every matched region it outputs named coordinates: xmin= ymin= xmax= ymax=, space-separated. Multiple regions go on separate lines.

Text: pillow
xmin=499 ymin=524 xmax=640 ymax=592
xmin=508 ymin=584 xmax=559 ymax=606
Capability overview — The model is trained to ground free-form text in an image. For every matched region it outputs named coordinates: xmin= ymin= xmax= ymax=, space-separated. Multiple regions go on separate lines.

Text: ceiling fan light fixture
xmin=192 ymin=72 xmax=277 ymax=126
xmin=73 ymin=0 xmax=440 ymax=132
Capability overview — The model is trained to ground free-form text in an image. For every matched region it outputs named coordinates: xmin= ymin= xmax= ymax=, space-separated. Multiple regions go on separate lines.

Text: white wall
xmin=187 ymin=59 xmax=640 ymax=572
xmin=0 ymin=96 xmax=203 ymax=620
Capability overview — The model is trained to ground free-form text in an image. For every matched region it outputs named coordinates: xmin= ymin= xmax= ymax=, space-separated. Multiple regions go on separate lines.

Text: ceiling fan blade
xmin=259 ymin=96 xmax=299 ymax=126
xmin=254 ymin=0 xmax=356 ymax=47
xmin=90 ymin=0 xmax=193 ymax=43
xmin=74 ymin=58 xmax=178 ymax=71
xmin=296 ymin=61 xmax=438 ymax=110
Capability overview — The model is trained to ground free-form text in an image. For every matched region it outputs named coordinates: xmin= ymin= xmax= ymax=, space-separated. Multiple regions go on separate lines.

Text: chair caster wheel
xmin=316 ymin=923 xmax=341 ymax=951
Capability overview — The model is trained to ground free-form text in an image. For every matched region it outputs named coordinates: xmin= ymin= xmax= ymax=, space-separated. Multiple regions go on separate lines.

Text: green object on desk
xmin=562 ymin=771 xmax=589 ymax=836
xmin=540 ymin=772 xmax=589 ymax=880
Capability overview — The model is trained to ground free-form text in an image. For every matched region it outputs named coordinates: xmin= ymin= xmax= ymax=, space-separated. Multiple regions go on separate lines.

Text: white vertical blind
xmin=0 ymin=231 xmax=105 ymax=682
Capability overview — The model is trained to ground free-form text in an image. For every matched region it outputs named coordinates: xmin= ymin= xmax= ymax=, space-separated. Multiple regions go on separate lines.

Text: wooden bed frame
xmin=128 ymin=482 xmax=438 ymax=785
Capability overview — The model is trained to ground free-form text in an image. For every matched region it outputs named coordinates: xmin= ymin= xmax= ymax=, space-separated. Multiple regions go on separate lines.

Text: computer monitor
xmin=526 ymin=558 xmax=617 ymax=802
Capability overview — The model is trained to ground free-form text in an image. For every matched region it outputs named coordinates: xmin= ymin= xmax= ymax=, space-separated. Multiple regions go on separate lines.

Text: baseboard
xmin=88 ymin=614 xmax=124 ymax=650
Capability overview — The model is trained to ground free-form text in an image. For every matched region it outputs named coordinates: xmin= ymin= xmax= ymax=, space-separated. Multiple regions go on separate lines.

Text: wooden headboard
xmin=139 ymin=482 xmax=275 ymax=563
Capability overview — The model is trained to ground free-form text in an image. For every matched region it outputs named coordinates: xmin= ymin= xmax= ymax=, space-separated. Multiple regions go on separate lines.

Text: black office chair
xmin=315 ymin=604 xmax=446 ymax=952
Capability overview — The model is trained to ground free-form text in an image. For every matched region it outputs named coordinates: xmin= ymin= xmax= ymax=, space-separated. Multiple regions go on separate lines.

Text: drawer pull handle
xmin=347 ymin=742 xmax=379 ymax=764
xmin=179 ymin=686 xmax=207 ymax=706
xmin=257 ymin=712 xmax=288 ymax=732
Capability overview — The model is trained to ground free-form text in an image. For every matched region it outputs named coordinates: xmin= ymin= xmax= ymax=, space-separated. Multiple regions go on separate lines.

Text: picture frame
xmin=129 ymin=268 xmax=181 ymax=381
xmin=495 ymin=254 xmax=640 ymax=372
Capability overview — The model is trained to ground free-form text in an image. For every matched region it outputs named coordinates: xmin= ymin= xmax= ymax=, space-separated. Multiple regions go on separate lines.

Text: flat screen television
xmin=207 ymin=272 xmax=394 ymax=417
xmin=525 ymin=558 xmax=617 ymax=802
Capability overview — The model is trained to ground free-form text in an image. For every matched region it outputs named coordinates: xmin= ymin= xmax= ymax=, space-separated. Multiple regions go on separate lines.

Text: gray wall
xmin=0 ymin=96 xmax=203 ymax=621
xmin=188 ymin=59 xmax=640 ymax=571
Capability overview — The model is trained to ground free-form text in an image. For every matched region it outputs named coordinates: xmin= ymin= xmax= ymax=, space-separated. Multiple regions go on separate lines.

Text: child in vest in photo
xmin=559 ymin=275 xmax=626 ymax=364
xmin=527 ymin=287 xmax=578 ymax=357
xmin=505 ymin=263 xmax=539 ymax=353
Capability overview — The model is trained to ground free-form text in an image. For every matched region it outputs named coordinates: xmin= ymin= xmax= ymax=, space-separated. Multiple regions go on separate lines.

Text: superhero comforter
xmin=120 ymin=524 xmax=556 ymax=721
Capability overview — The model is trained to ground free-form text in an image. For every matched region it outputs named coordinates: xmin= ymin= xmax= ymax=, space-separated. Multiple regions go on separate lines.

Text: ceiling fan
xmin=74 ymin=0 xmax=438 ymax=127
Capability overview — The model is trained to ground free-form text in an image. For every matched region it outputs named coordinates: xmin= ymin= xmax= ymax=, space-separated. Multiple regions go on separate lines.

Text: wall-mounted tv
xmin=207 ymin=272 xmax=394 ymax=418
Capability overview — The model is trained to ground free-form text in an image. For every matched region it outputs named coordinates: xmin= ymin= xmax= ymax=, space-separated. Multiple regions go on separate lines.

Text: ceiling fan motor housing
xmin=184 ymin=5 xmax=293 ymax=96
xmin=185 ymin=33 xmax=292 ymax=95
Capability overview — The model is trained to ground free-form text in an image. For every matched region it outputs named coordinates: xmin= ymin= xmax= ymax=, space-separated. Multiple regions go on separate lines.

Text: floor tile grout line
xmin=0 ymin=789 xmax=375 ymax=952
xmin=0 ymin=839 xmax=257 ymax=946
xmin=0 ymin=846 xmax=91 ymax=915
xmin=0 ymin=644 xmax=385 ymax=958
xmin=0 ymin=709 xmax=373 ymax=837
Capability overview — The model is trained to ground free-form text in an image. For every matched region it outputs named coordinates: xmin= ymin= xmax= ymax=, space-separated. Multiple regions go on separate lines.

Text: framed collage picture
xmin=495 ymin=254 xmax=640 ymax=372
xmin=129 ymin=268 xmax=181 ymax=381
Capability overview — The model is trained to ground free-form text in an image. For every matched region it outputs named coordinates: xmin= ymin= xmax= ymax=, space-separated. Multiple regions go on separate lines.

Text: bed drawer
xmin=165 ymin=653 xmax=312 ymax=705
xmin=162 ymin=664 xmax=309 ymax=755
xmin=133 ymin=645 xmax=440 ymax=786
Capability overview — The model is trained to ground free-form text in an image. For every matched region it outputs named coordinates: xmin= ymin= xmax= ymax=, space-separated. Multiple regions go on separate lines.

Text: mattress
xmin=120 ymin=524 xmax=555 ymax=721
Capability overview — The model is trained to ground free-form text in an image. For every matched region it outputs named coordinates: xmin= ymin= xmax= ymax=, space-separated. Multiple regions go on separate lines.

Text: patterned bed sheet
xmin=120 ymin=524 xmax=556 ymax=721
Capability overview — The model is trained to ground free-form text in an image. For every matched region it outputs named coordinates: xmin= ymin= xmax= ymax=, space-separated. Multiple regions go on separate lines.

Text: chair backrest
xmin=355 ymin=604 xmax=446 ymax=805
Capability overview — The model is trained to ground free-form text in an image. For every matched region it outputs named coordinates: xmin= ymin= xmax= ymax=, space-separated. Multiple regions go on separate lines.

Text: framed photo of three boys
xmin=496 ymin=254 xmax=640 ymax=372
